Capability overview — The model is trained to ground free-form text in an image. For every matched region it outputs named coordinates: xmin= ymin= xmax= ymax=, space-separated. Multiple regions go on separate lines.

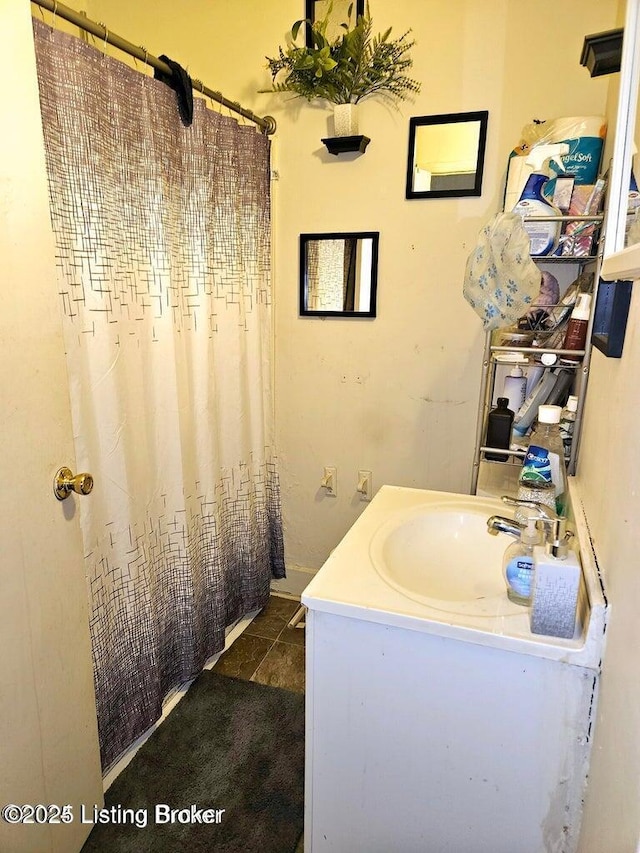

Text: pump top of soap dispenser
xmin=540 ymin=517 xmax=573 ymax=559
xmin=521 ymin=517 xmax=541 ymax=547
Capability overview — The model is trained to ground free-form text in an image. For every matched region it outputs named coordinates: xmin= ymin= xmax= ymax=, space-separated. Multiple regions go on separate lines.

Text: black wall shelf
xmin=591 ymin=278 xmax=633 ymax=358
xmin=321 ymin=135 xmax=371 ymax=156
xmin=580 ymin=28 xmax=623 ymax=77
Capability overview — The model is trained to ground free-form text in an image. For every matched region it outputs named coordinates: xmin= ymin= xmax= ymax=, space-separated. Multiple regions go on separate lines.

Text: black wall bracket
xmin=321 ymin=135 xmax=371 ymax=156
xmin=580 ymin=28 xmax=624 ymax=77
xmin=591 ymin=278 xmax=633 ymax=358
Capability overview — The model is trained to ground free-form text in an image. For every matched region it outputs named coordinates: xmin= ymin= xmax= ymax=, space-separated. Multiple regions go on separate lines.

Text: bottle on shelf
xmin=503 ymin=365 xmax=527 ymax=415
xmin=515 ymin=404 xmax=567 ymax=523
xmin=525 ymin=363 xmax=544 ymax=396
xmin=512 ymin=143 xmax=569 ymax=256
xmin=559 ymin=395 xmax=578 ymax=462
xmin=485 ymin=397 xmax=514 ymax=462
xmin=513 ymin=370 xmax=558 ymax=437
xmin=560 ymin=293 xmax=592 ymax=364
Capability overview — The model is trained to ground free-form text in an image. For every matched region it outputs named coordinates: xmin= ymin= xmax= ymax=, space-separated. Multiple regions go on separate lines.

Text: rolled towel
xmin=519 ymin=270 xmax=560 ymax=329
xmin=154 ymin=55 xmax=194 ymax=126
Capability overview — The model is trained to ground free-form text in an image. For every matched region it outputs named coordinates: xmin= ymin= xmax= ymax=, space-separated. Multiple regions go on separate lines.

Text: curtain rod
xmin=30 ymin=0 xmax=277 ymax=135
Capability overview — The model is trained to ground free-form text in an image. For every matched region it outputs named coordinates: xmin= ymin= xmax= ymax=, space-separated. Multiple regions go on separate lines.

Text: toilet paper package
xmin=504 ymin=116 xmax=607 ymax=211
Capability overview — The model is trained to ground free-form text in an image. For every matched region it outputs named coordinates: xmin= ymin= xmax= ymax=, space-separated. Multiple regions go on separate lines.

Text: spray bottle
xmin=512 ymin=143 xmax=570 ymax=256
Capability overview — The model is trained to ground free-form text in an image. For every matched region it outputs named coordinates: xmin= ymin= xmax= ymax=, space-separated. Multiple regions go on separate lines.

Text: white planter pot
xmin=333 ymin=103 xmax=359 ymax=137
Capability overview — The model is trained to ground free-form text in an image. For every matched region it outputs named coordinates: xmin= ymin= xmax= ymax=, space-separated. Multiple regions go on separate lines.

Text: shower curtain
xmin=33 ymin=19 xmax=285 ymax=770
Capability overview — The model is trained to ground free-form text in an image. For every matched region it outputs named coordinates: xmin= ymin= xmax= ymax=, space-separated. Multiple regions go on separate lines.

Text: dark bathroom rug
xmin=81 ymin=671 xmax=305 ymax=853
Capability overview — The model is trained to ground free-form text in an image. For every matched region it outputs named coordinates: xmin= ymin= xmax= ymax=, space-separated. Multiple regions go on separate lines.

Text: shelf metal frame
xmin=471 ymin=242 xmax=604 ymax=495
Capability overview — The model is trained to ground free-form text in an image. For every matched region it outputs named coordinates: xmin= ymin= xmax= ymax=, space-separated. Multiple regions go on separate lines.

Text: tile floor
xmin=215 ymin=594 xmax=305 ymax=693
xmin=215 ymin=593 xmax=306 ymax=852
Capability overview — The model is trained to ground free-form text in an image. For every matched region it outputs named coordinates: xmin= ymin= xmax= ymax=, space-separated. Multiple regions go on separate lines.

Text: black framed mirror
xmin=300 ymin=232 xmax=379 ymax=317
xmin=406 ymin=110 xmax=489 ymax=199
xmin=305 ymin=0 xmax=365 ymax=47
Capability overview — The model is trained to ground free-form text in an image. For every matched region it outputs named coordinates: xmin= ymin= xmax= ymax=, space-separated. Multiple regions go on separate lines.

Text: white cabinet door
xmin=305 ymin=609 xmax=593 ymax=853
xmin=0 ymin=4 xmax=103 ymax=852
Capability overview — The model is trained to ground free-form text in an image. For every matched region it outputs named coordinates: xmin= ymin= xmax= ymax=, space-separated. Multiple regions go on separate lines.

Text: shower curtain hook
xmin=141 ymin=47 xmax=149 ymax=70
xmin=52 ymin=1 xmax=58 ymax=24
xmin=101 ymin=24 xmax=109 ymax=54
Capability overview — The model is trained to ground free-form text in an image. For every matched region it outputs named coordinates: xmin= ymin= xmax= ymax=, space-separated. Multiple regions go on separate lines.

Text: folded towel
xmin=154 ymin=54 xmax=193 ymax=126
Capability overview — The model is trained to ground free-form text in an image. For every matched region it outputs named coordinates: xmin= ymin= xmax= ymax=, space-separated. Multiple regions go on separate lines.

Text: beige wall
xmin=577 ymin=294 xmax=640 ymax=853
xmin=575 ymin=4 xmax=640 ymax=847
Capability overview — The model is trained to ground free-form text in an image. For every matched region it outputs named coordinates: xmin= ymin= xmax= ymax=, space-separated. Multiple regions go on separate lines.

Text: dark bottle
xmin=485 ymin=397 xmax=514 ymax=462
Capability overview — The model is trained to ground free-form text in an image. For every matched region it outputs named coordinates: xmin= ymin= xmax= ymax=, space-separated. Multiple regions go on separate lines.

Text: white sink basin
xmin=369 ymin=496 xmax=523 ymax=617
xmin=304 ymin=485 xmax=604 ymax=665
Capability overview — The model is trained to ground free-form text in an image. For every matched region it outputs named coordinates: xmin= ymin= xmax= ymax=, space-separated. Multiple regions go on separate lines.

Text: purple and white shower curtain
xmin=33 ymin=19 xmax=284 ymax=770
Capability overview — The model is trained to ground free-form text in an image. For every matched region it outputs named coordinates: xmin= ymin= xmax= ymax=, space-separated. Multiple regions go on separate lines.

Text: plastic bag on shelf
xmin=504 ymin=116 xmax=607 ymax=211
xmin=519 ymin=271 xmax=560 ymax=328
xmin=463 ymin=212 xmax=541 ymax=331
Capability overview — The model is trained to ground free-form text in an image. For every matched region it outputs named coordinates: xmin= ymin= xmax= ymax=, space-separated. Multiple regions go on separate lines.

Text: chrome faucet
xmin=487 ymin=495 xmax=559 ymax=540
xmin=486 ymin=515 xmax=524 ymax=538
xmin=487 ymin=495 xmax=573 ymax=551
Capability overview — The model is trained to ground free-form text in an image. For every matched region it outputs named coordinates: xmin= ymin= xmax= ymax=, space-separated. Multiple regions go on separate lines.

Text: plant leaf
xmin=260 ymin=13 xmax=421 ymax=105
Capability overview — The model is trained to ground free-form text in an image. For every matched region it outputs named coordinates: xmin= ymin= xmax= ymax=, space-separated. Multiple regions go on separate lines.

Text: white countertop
xmin=302 ymin=482 xmax=607 ymax=670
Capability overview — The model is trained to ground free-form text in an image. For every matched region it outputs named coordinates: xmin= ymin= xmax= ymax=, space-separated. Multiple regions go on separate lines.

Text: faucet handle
xmin=499 ymin=496 xmax=573 ymax=554
xmin=500 ymin=495 xmax=558 ymax=520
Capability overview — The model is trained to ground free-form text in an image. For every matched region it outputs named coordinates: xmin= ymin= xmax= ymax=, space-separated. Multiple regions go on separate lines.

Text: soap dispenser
xmin=503 ymin=517 xmax=541 ymax=605
xmin=530 ymin=518 xmax=581 ymax=638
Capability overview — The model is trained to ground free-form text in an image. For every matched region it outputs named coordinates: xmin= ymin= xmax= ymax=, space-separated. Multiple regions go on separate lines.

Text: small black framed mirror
xmin=406 ymin=110 xmax=489 ymax=199
xmin=300 ymin=232 xmax=379 ymax=318
xmin=305 ymin=0 xmax=365 ymax=47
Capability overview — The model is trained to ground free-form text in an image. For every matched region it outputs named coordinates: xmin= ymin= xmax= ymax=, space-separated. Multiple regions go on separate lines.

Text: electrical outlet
xmin=357 ymin=470 xmax=372 ymax=501
xmin=321 ymin=466 xmax=337 ymax=496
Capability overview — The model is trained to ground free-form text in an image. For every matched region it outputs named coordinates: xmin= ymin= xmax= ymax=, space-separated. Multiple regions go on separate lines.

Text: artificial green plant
xmin=262 ymin=3 xmax=421 ymax=105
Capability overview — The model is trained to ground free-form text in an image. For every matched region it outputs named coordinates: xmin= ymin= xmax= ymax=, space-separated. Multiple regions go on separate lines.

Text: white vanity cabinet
xmin=302 ymin=484 xmax=606 ymax=853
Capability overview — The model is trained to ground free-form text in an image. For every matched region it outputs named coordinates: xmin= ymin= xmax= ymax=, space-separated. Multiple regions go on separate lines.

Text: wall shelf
xmin=471 ymin=233 xmax=603 ymax=494
xmin=580 ymin=28 xmax=624 ymax=78
xmin=591 ymin=279 xmax=633 ymax=358
xmin=321 ymin=135 xmax=371 ymax=156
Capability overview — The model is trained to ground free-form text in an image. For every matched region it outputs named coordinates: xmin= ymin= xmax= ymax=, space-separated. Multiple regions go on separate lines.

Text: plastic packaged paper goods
xmin=504 ymin=116 xmax=606 ymax=212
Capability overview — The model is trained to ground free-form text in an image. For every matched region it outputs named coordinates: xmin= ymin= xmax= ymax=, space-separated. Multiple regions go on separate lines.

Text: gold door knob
xmin=54 ymin=467 xmax=94 ymax=501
